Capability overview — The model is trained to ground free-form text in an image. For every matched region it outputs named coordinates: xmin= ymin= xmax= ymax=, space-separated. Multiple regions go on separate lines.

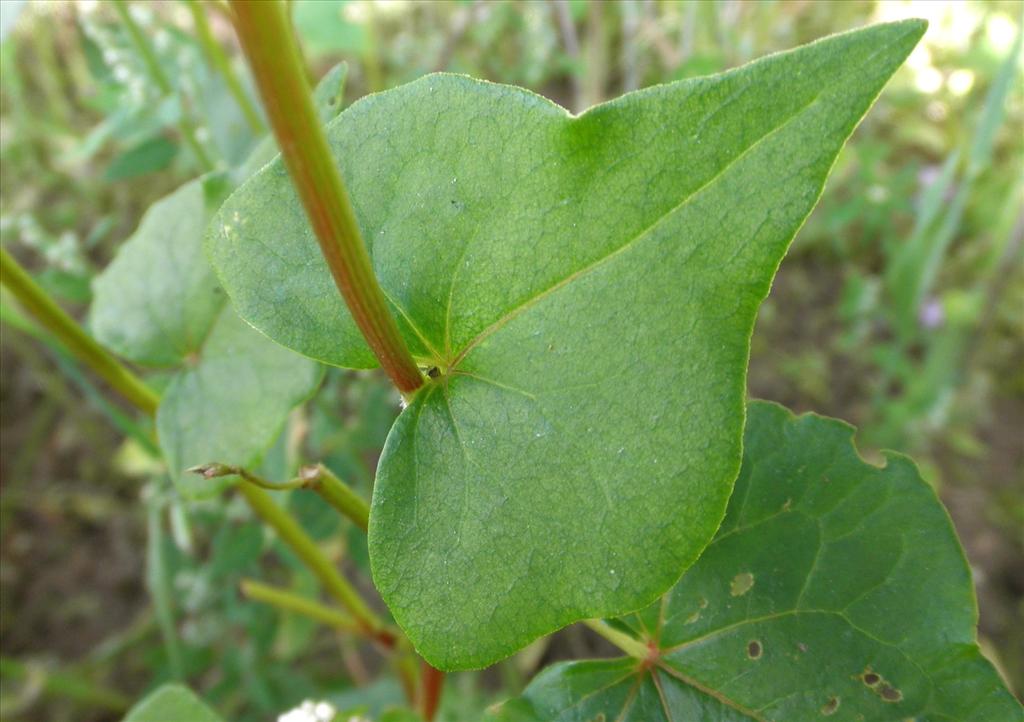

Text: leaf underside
xmin=491 ymin=402 xmax=1023 ymax=722
xmin=209 ymin=21 xmax=926 ymax=668
xmin=90 ymin=175 xmax=322 ymax=498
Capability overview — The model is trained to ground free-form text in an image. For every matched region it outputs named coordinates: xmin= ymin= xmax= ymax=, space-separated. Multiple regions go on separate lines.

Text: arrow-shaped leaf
xmin=209 ymin=21 xmax=926 ymax=667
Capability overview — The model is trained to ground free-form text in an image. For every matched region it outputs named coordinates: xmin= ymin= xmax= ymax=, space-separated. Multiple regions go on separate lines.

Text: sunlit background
xmin=1 ymin=2 xmax=1021 ymax=720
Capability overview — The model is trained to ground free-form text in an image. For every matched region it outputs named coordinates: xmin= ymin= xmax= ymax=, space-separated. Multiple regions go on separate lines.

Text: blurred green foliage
xmin=1 ymin=2 xmax=1020 ymax=721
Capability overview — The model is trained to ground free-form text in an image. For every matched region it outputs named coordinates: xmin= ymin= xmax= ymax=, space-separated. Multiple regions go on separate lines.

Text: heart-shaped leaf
xmin=489 ymin=402 xmax=1023 ymax=721
xmin=208 ymin=20 xmax=925 ymax=668
xmin=90 ymin=177 xmax=322 ymax=497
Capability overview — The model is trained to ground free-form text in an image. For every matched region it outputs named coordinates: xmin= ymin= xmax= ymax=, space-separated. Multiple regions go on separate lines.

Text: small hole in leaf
xmin=747 ymin=640 xmax=762 ymax=659
xmin=879 ymin=684 xmax=902 ymax=702
xmin=427 ymin=366 xmax=441 ymax=379
xmin=820 ymin=697 xmax=839 ymax=716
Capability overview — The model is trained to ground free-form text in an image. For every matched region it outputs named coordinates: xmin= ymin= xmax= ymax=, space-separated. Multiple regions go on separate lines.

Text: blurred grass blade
xmin=146 ymin=499 xmax=185 ymax=680
xmin=885 ymin=148 xmax=960 ymax=330
xmin=886 ymin=30 xmax=1022 ymax=336
xmin=0 ymin=656 xmax=129 ymax=714
xmin=0 ymin=299 xmax=160 ymax=456
xmin=967 ymin=28 xmax=1023 ymax=179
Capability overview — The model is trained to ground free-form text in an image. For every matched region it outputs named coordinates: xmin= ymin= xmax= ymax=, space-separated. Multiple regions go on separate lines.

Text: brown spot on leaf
xmin=730 ymin=572 xmax=755 ymax=596
xmin=879 ymin=684 xmax=902 ymax=702
xmin=862 ymin=671 xmax=880 ymax=686
xmin=821 ymin=697 xmax=840 ymax=716
xmin=747 ymin=640 xmax=763 ymax=659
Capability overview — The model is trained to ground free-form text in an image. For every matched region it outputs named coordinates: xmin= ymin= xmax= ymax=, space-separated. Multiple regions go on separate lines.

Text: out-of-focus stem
xmin=187 ymin=0 xmax=265 ymax=134
xmin=303 ymin=463 xmax=370 ymax=532
xmin=112 ymin=1 xmax=215 ymax=171
xmin=240 ymin=579 xmax=361 ymax=633
xmin=420 ymin=662 xmax=445 ymax=721
xmin=237 ymin=484 xmax=396 ymax=648
xmin=0 ymin=657 xmax=130 ymax=713
xmin=189 ymin=461 xmax=370 ymax=532
xmin=0 ymin=248 xmax=159 ymax=416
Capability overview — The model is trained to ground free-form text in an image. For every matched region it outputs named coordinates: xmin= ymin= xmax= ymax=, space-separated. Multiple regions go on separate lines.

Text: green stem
xmin=362 ymin=0 xmax=384 ymax=94
xmin=581 ymin=619 xmax=651 ymax=660
xmin=303 ymin=463 xmax=370 ymax=532
xmin=189 ymin=461 xmax=370 ymax=532
xmin=2 ymin=313 xmax=161 ymax=456
xmin=240 ymin=578 xmax=360 ymax=632
xmin=230 ymin=0 xmax=424 ymax=395
xmin=237 ymin=484 xmax=396 ymax=647
xmin=146 ymin=503 xmax=185 ymax=679
xmin=3 ymin=247 xmax=407 ymax=670
xmin=186 ymin=0 xmax=265 ymax=134
xmin=0 ymin=248 xmax=159 ymax=416
xmin=0 ymin=657 xmax=130 ymax=713
xmin=112 ymin=0 xmax=216 ymax=172
xmin=29 ymin=14 xmax=73 ymax=130
xmin=189 ymin=461 xmax=305 ymax=490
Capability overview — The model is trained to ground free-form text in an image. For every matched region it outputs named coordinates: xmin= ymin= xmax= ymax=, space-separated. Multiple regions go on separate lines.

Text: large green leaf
xmin=122 ymin=684 xmax=224 ymax=722
xmin=90 ymin=176 xmax=323 ymax=497
xmin=91 ymin=174 xmax=230 ymax=367
xmin=491 ymin=402 xmax=1022 ymax=721
xmin=208 ymin=21 xmax=925 ymax=668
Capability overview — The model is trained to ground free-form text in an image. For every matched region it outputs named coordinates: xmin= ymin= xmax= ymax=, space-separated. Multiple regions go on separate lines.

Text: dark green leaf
xmin=209 ymin=21 xmax=925 ymax=668
xmin=122 ymin=684 xmax=224 ymax=722
xmin=491 ymin=402 xmax=1023 ymax=721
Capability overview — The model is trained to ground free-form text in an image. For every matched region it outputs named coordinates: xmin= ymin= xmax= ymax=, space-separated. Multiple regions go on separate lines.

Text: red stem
xmin=229 ymin=0 xmax=424 ymax=395
xmin=419 ymin=662 xmax=445 ymax=721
